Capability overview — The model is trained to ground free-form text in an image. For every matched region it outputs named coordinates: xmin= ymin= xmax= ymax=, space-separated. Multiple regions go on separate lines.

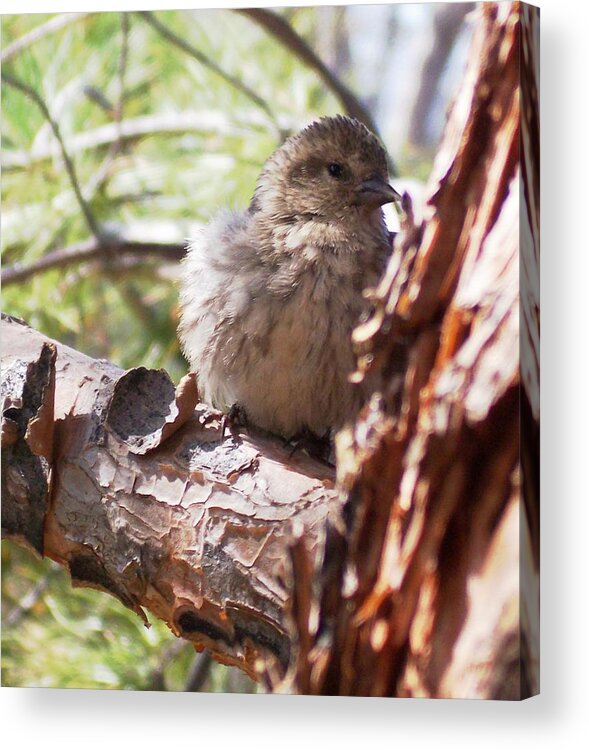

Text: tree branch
xmin=407 ymin=3 xmax=475 ymax=148
xmin=137 ymin=11 xmax=278 ymax=131
xmin=235 ymin=8 xmax=396 ymax=174
xmin=1 ymin=238 xmax=185 ymax=287
xmin=1 ymin=111 xmax=266 ymax=170
xmin=1 ymin=13 xmax=92 ymax=63
xmin=1 ymin=72 xmax=100 ymax=239
xmin=184 ymin=651 xmax=213 ymax=692
xmin=1 ymin=314 xmax=340 ymax=679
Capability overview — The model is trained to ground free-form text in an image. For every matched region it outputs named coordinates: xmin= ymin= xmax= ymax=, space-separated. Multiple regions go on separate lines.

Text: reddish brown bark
xmin=283 ymin=1 xmax=539 ymax=699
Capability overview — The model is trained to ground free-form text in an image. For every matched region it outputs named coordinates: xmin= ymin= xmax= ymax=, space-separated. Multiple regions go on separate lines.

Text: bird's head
xmin=250 ymin=115 xmax=400 ymax=223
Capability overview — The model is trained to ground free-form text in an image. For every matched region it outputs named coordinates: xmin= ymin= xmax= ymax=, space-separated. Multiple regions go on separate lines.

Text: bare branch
xmin=184 ymin=651 xmax=213 ymax=692
xmin=1 ymin=111 xmax=266 ymax=170
xmin=80 ymin=14 xmax=132 ymax=208
xmin=1 ymin=238 xmax=185 ymax=287
xmin=235 ymin=8 xmax=396 ymax=175
xmin=1 ymin=72 xmax=100 ymax=238
xmin=407 ymin=3 xmax=475 ymax=148
xmin=1 ymin=13 xmax=92 ymax=63
xmin=137 ymin=11 xmax=278 ymax=131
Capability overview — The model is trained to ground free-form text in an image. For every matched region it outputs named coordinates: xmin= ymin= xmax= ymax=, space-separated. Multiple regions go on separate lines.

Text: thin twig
xmin=407 ymin=3 xmax=475 ymax=148
xmin=2 ymin=111 xmax=265 ymax=169
xmin=97 ymin=16 xmax=162 ymax=339
xmin=137 ymin=11 xmax=278 ymax=130
xmin=184 ymin=651 xmax=213 ymax=692
xmin=83 ymin=13 xmax=131 ymax=196
xmin=4 ymin=566 xmax=61 ymax=628
xmin=2 ymin=71 xmax=101 ymax=238
xmin=1 ymin=13 xmax=91 ymax=63
xmin=235 ymin=8 xmax=397 ymax=175
xmin=1 ymin=238 xmax=185 ymax=287
xmin=146 ymin=639 xmax=188 ymax=691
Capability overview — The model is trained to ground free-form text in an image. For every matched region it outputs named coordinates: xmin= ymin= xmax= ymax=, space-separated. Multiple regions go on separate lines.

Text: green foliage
xmin=2 ymin=542 xmax=174 ymax=689
xmin=1 ymin=541 xmax=258 ymax=691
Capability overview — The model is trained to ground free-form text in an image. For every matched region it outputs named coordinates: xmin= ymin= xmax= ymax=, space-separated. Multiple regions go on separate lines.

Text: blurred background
xmin=1 ymin=4 xmax=475 ymax=691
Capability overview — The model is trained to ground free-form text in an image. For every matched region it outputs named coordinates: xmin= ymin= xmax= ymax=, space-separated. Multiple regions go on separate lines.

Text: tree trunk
xmin=282 ymin=1 xmax=539 ymax=699
xmin=1 ymin=1 xmax=539 ymax=698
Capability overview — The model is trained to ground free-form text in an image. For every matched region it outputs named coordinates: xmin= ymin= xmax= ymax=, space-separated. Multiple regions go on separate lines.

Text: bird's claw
xmin=221 ymin=403 xmax=249 ymax=439
xmin=286 ymin=427 xmax=333 ymax=465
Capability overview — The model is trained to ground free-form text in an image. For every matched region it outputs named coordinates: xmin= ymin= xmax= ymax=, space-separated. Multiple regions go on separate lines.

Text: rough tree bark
xmin=1 ymin=1 xmax=539 ymax=697
xmin=1 ymin=317 xmax=340 ymax=679
xmin=282 ymin=1 xmax=539 ymax=699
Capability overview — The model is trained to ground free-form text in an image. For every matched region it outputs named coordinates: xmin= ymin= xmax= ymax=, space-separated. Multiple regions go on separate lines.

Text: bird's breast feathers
xmin=179 ymin=209 xmax=387 ymax=436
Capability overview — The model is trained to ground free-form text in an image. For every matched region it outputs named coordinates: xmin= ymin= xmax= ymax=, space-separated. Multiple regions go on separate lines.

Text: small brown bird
xmin=179 ymin=115 xmax=399 ymax=440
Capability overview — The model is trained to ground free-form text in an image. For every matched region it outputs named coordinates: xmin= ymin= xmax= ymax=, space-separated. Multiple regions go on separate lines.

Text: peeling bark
xmin=283 ymin=2 xmax=539 ymax=700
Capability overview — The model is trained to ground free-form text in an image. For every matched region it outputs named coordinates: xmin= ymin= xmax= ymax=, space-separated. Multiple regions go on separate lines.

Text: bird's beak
xmin=354 ymin=178 xmax=401 ymax=207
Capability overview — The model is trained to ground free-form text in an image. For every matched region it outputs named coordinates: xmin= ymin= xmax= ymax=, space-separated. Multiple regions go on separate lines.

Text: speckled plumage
xmin=178 ymin=116 xmax=398 ymax=438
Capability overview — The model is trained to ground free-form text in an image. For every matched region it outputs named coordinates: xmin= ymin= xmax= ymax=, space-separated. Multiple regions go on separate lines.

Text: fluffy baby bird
xmin=178 ymin=115 xmax=399 ymax=441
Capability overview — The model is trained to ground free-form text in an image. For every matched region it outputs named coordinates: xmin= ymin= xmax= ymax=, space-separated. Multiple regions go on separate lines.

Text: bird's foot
xmin=286 ymin=427 xmax=333 ymax=465
xmin=221 ymin=403 xmax=249 ymax=439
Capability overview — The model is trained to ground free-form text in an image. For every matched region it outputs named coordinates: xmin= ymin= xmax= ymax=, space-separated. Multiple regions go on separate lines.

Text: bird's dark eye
xmin=327 ymin=162 xmax=343 ymax=178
